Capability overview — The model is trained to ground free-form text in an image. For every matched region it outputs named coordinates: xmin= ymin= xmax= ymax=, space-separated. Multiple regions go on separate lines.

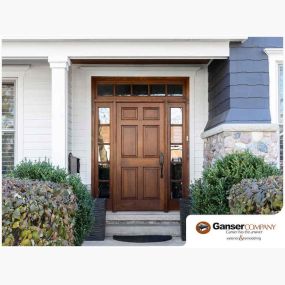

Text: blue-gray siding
xmin=205 ymin=37 xmax=283 ymax=130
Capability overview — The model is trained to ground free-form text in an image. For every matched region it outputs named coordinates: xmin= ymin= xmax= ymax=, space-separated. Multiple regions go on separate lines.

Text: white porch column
xmin=48 ymin=56 xmax=70 ymax=169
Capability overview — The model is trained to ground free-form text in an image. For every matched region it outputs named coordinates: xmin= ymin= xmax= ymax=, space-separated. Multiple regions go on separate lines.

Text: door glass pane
xmin=98 ymin=164 xmax=110 ymax=180
xmin=98 ymin=182 xmax=110 ymax=198
xmin=171 ymin=108 xmax=182 ymax=124
xmin=98 ymin=144 xmax=110 ymax=162
xmin=98 ymin=125 xmax=110 ymax=143
xmin=171 ymin=126 xmax=182 ymax=143
xmin=132 ymin=84 xmax=148 ymax=96
xmin=171 ymin=145 xmax=182 ymax=162
xmin=150 ymin=84 xmax=165 ymax=96
xmin=171 ymin=181 xmax=182 ymax=199
xmin=98 ymin=108 xmax=110 ymax=124
xmin=97 ymin=84 xmax=113 ymax=96
xmin=168 ymin=84 xmax=183 ymax=96
xmin=116 ymin=84 xmax=131 ymax=96
xmin=171 ymin=162 xmax=182 ymax=180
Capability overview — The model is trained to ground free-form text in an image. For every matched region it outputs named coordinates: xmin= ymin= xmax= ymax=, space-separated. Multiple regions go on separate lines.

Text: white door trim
xmin=74 ymin=64 xmax=208 ymax=183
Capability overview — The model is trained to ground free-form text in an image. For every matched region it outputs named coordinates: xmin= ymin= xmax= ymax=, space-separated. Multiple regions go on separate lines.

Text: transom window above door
xmin=95 ymin=77 xmax=187 ymax=97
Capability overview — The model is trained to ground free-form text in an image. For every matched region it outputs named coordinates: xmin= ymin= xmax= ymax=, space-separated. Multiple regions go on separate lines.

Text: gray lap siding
xmin=205 ymin=37 xmax=283 ymax=130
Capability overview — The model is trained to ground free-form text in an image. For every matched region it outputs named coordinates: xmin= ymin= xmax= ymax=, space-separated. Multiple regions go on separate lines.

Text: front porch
xmin=2 ymin=37 xmax=282 ymax=215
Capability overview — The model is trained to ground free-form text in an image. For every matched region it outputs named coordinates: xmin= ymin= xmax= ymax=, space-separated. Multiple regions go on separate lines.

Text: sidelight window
xmin=170 ymin=107 xmax=183 ymax=199
xmin=98 ymin=107 xmax=111 ymax=198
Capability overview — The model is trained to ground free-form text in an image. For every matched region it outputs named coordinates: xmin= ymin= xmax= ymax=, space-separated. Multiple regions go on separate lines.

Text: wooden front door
xmin=115 ymin=102 xmax=165 ymax=211
xmin=92 ymin=76 xmax=189 ymax=212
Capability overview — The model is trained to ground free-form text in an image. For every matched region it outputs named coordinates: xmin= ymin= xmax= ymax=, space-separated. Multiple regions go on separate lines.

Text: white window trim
xmin=2 ymin=65 xmax=30 ymax=164
xmin=264 ymin=48 xmax=283 ymax=124
xmin=264 ymin=48 xmax=283 ymax=169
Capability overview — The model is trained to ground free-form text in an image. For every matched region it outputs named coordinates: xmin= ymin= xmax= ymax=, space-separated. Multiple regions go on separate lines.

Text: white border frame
xmin=2 ymin=65 xmax=30 ymax=164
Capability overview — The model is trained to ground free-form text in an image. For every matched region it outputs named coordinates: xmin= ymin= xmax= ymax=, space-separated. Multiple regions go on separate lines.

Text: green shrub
xmin=11 ymin=160 xmax=93 ymax=245
xmin=229 ymin=176 xmax=283 ymax=214
xmin=2 ymin=178 xmax=77 ymax=246
xmin=190 ymin=151 xmax=280 ymax=214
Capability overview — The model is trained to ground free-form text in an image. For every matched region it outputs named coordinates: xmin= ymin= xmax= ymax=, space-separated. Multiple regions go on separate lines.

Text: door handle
xmin=159 ymin=152 xmax=164 ymax=178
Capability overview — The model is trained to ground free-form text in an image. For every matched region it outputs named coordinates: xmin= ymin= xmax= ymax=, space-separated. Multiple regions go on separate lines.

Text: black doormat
xmin=113 ymin=235 xmax=172 ymax=243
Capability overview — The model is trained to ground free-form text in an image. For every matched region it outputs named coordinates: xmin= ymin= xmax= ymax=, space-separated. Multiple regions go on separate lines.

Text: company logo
xmin=196 ymin=221 xmax=211 ymax=234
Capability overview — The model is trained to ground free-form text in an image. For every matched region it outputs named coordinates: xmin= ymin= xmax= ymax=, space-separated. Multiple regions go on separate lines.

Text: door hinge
xmin=186 ymin=136 xmax=189 ymax=142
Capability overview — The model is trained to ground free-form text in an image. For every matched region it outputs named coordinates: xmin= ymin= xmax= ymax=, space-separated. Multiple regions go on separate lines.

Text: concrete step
xmin=106 ymin=211 xmax=180 ymax=221
xmin=105 ymin=211 xmax=181 ymax=237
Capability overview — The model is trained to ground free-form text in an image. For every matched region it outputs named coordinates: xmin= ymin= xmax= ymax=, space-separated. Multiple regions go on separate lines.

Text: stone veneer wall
xmin=203 ymin=130 xmax=279 ymax=168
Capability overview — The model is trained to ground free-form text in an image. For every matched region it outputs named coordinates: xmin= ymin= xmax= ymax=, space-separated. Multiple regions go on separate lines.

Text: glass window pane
xmin=98 ymin=125 xmax=110 ymax=143
xmin=171 ymin=145 xmax=182 ymax=162
xmin=171 ymin=108 xmax=182 ymax=124
xmin=150 ymin=84 xmax=165 ymax=96
xmin=171 ymin=162 xmax=182 ymax=180
xmin=97 ymin=84 xmax=113 ymax=96
xmin=2 ymin=113 xmax=15 ymax=129
xmin=98 ymin=144 xmax=110 ymax=162
xmin=98 ymin=108 xmax=110 ymax=124
xmin=2 ymin=83 xmax=15 ymax=97
xmin=2 ymin=97 xmax=15 ymax=112
xmin=171 ymin=126 xmax=182 ymax=143
xmin=116 ymin=84 xmax=131 ymax=96
xmin=2 ymin=131 xmax=14 ymax=175
xmin=2 ymin=83 xmax=15 ymax=130
xmin=98 ymin=164 xmax=110 ymax=180
xmin=98 ymin=182 xmax=110 ymax=198
xmin=171 ymin=181 xmax=182 ymax=199
xmin=168 ymin=84 xmax=183 ymax=96
xmin=132 ymin=84 xmax=148 ymax=96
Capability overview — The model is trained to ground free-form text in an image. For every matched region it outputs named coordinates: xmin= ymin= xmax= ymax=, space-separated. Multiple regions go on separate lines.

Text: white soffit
xmin=1 ymin=38 xmax=246 ymax=59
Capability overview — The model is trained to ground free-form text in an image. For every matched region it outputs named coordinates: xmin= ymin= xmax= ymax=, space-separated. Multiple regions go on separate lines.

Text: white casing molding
xmin=2 ymin=65 xmax=30 ymax=164
xmin=264 ymin=48 xmax=284 ymax=124
xmin=48 ymin=56 xmax=70 ymax=168
xmin=72 ymin=64 xmax=208 ymax=183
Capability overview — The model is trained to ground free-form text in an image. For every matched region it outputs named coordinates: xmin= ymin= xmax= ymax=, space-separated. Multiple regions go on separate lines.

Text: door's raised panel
xmin=143 ymin=126 xmax=159 ymax=157
xmin=143 ymin=167 xmax=160 ymax=199
xmin=143 ymin=107 xmax=160 ymax=120
xmin=121 ymin=126 xmax=137 ymax=157
xmin=121 ymin=168 xmax=138 ymax=199
xmin=121 ymin=107 xmax=138 ymax=120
